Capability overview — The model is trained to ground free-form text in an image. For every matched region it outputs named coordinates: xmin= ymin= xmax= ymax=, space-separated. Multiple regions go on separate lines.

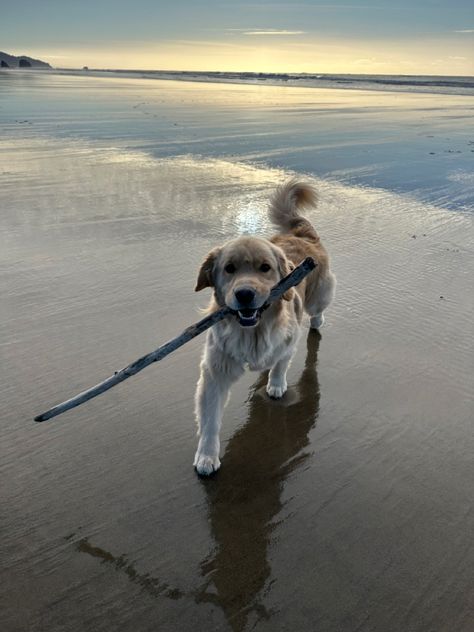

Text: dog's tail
xmin=268 ymin=179 xmax=319 ymax=241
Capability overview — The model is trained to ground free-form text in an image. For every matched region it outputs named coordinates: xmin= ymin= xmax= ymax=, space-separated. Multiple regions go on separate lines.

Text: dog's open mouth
xmin=237 ymin=308 xmax=260 ymax=327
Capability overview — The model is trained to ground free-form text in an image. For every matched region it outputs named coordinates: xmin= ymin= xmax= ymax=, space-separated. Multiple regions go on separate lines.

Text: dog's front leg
xmin=194 ymin=353 xmax=243 ymax=476
xmin=266 ymin=351 xmax=294 ymax=399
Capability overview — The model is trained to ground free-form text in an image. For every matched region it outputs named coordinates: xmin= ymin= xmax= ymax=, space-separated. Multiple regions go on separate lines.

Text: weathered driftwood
xmin=34 ymin=257 xmax=316 ymax=422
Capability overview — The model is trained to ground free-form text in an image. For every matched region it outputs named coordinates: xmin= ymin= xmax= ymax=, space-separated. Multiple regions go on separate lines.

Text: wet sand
xmin=1 ymin=74 xmax=473 ymax=631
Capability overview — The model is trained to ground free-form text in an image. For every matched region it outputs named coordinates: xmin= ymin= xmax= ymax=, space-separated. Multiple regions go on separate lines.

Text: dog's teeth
xmin=237 ymin=308 xmax=259 ymax=325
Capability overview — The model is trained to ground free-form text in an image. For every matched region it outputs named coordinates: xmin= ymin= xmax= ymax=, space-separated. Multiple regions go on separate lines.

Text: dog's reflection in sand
xmin=196 ymin=330 xmax=321 ymax=631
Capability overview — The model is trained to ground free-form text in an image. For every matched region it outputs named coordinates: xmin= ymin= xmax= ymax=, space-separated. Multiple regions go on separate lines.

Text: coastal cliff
xmin=0 ymin=51 xmax=51 ymax=68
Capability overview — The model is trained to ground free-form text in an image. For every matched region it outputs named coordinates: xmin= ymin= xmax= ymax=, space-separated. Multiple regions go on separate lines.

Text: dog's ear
xmin=272 ymin=246 xmax=295 ymax=301
xmin=195 ymin=247 xmax=221 ymax=291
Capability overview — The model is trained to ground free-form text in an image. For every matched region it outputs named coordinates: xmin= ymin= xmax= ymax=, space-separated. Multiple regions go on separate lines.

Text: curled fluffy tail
xmin=269 ymin=179 xmax=319 ymax=241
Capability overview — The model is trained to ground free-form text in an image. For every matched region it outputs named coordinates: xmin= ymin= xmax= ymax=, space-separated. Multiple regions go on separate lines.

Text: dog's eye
xmin=224 ymin=263 xmax=236 ymax=273
xmin=260 ymin=263 xmax=271 ymax=272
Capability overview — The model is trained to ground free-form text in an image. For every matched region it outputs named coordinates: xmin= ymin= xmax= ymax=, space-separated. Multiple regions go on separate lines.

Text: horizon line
xmin=46 ymin=67 xmax=474 ymax=79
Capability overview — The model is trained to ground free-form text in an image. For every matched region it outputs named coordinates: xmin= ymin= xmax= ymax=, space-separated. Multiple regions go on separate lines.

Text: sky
xmin=1 ymin=0 xmax=473 ymax=75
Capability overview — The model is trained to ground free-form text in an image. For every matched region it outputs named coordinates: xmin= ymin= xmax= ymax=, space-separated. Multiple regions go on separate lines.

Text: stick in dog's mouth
xmin=34 ymin=257 xmax=316 ymax=423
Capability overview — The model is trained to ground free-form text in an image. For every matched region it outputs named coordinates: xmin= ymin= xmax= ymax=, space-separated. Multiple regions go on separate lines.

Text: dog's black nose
xmin=235 ymin=288 xmax=255 ymax=306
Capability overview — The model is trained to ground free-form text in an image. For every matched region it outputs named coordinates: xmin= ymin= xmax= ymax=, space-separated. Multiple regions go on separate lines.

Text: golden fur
xmin=193 ymin=179 xmax=335 ymax=475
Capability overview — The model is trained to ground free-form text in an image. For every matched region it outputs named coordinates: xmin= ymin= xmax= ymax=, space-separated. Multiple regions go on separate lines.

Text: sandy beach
xmin=1 ymin=71 xmax=473 ymax=632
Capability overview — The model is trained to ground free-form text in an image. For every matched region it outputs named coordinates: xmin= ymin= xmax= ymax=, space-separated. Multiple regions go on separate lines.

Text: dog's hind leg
xmin=194 ymin=353 xmax=243 ymax=476
xmin=307 ymin=271 xmax=336 ymax=330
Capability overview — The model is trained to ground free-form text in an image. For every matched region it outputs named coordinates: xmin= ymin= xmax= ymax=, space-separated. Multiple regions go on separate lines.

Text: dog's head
xmin=195 ymin=236 xmax=294 ymax=327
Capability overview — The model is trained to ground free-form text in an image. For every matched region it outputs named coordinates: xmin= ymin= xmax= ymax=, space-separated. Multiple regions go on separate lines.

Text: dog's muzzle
xmin=232 ymin=287 xmax=262 ymax=327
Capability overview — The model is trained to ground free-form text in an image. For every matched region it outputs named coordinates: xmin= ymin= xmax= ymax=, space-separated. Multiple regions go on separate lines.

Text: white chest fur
xmin=208 ymin=313 xmax=300 ymax=372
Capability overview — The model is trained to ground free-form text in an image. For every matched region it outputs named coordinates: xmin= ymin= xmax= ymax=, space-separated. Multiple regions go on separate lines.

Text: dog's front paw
xmin=194 ymin=452 xmax=221 ymax=476
xmin=310 ymin=313 xmax=325 ymax=330
xmin=266 ymin=381 xmax=287 ymax=399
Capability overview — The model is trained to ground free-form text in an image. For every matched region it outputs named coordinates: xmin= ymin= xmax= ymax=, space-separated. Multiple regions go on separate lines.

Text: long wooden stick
xmin=34 ymin=257 xmax=316 ymax=422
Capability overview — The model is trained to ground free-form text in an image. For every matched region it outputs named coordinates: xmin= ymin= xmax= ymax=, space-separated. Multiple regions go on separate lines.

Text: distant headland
xmin=0 ymin=51 xmax=51 ymax=69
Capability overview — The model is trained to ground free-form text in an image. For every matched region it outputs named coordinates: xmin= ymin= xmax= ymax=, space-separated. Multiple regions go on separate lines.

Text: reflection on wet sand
xmin=75 ymin=536 xmax=184 ymax=600
xmin=196 ymin=330 xmax=321 ymax=631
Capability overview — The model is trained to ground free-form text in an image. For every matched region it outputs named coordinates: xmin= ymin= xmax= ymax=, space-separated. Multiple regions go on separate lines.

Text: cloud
xmin=240 ymin=3 xmax=382 ymax=9
xmin=225 ymin=28 xmax=305 ymax=36
xmin=242 ymin=30 xmax=306 ymax=36
xmin=453 ymin=29 xmax=474 ymax=33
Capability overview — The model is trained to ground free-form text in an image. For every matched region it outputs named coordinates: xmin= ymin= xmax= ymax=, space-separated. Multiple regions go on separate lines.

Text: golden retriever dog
xmin=193 ymin=180 xmax=335 ymax=475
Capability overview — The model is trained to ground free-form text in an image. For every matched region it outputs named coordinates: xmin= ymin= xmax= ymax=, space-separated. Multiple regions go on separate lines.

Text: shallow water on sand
xmin=1 ymin=70 xmax=473 ymax=208
xmin=1 ymin=75 xmax=474 ymax=632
